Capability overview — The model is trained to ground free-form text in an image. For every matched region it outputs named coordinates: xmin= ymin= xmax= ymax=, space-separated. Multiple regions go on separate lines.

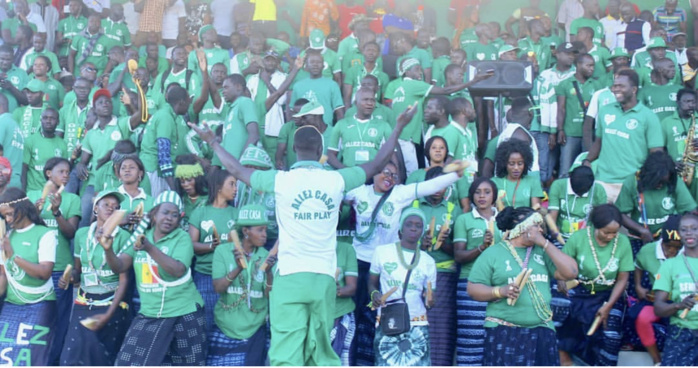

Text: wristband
xmin=225 ymin=272 xmax=235 ymax=282
xmin=543 ymin=240 xmax=550 ymax=251
xmin=477 ymin=245 xmax=484 ymax=253
xmin=370 ymin=289 xmax=379 ymax=300
xmin=492 ymin=286 xmax=502 ymax=299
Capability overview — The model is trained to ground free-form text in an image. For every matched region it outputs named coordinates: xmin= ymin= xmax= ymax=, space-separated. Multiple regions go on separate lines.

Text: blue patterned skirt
xmin=207 ymin=324 xmax=267 ymax=366
xmin=0 ymin=301 xmax=56 ymax=366
xmin=374 ymin=325 xmax=431 ymax=366
xmin=193 ymin=271 xmax=219 ymax=334
xmin=455 ymin=278 xmax=487 ymax=366
xmin=483 ymin=325 xmax=559 ymax=366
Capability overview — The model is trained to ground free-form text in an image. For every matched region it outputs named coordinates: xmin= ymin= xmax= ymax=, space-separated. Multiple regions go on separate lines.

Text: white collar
xmin=118 ymin=184 xmax=147 ymax=200
xmin=655 ymin=239 xmax=684 ymax=260
xmin=472 ymin=207 xmax=498 ymax=220
xmin=566 ymin=180 xmax=590 ymax=197
xmin=15 ymin=223 xmax=36 ymax=233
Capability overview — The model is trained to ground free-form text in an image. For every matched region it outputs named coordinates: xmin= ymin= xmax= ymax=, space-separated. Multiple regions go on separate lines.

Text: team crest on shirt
xmin=77 ymin=23 xmax=84 ymax=29
xmin=607 ymin=257 xmax=619 ymax=272
xmin=382 ymin=202 xmax=394 ymax=216
xmin=96 ymin=44 xmax=103 ymax=52
xmin=116 ymin=30 xmax=123 ymax=36
xmin=604 ymin=114 xmax=616 ymax=125
xmin=472 ymin=229 xmax=484 ymax=238
xmin=368 ymin=128 xmax=378 ymax=138
xmin=9 ymin=261 xmax=25 ymax=281
xmin=670 ymin=93 xmax=678 ymax=101
xmin=227 ymin=219 xmax=235 ymax=229
xmin=54 ymin=148 xmax=62 ymax=156
xmin=626 ymin=119 xmax=639 ymax=130
xmin=441 ymin=213 xmax=450 ymax=223
xmin=583 ymin=204 xmax=593 ymax=214
xmin=10 ymin=76 xmax=18 ymax=85
xmin=476 ymin=53 xmax=485 ymax=60
xmin=662 ymin=197 xmax=674 ymax=210
xmin=534 ymin=254 xmax=545 ymax=266
xmin=266 ymin=196 xmax=275 ymax=208
xmin=384 ymin=262 xmax=398 ymax=275
xmin=646 ymin=96 xmax=653 ymax=106
xmin=200 ymin=220 xmax=214 ymax=233
xmin=570 ymin=88 xmax=577 ymax=95
xmin=160 ymin=246 xmax=170 ymax=255
xmin=357 ymin=201 xmax=368 ymax=214
xmin=111 ymin=131 xmax=122 ymax=141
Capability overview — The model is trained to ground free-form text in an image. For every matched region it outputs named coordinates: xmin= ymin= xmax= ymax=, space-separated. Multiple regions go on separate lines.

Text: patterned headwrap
xmin=153 ymin=190 xmax=184 ymax=213
xmin=508 ymin=212 xmax=544 ymax=239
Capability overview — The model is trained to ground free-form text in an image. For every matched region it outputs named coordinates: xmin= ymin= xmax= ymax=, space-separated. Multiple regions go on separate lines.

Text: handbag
xmin=379 ymin=247 xmax=417 ymax=336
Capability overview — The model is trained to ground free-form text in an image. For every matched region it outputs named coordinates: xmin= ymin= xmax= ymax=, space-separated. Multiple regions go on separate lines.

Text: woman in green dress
xmin=0 ymin=187 xmax=58 ymax=366
xmin=208 ymin=204 xmax=275 ymax=366
xmin=58 ymin=189 xmax=131 ymax=365
xmin=491 ymin=139 xmax=543 ymax=209
xmin=189 ymin=168 xmax=239 ymax=334
xmin=467 ymin=206 xmax=578 ymax=365
xmin=102 ymin=191 xmax=207 ymax=365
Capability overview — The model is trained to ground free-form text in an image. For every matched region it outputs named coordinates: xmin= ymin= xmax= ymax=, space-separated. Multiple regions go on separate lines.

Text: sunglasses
xmin=381 ymin=169 xmax=399 ymax=181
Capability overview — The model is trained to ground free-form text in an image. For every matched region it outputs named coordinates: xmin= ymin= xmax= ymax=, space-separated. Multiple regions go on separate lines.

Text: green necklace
xmin=395 ymin=242 xmax=420 ymax=270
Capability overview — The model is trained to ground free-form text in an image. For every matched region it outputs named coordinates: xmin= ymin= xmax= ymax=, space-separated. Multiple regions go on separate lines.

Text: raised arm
xmin=192 ymin=49 xmax=210 ymax=114
xmin=188 ymin=122 xmax=256 ymax=185
xmin=265 ymin=56 xmax=304 ymax=110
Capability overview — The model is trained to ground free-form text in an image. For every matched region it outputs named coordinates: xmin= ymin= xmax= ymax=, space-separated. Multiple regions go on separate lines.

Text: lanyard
xmin=86 ymin=224 xmax=107 ymax=271
xmin=564 ymin=181 xmax=595 ymax=224
xmin=354 ymin=116 xmax=371 ymax=144
xmin=507 ymin=179 xmax=522 ymax=207
xmin=638 ymin=192 xmax=649 ymax=229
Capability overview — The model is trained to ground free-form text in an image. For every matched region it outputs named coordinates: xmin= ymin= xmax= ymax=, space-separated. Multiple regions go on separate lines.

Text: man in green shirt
xmin=188 ymin=25 xmax=235 ymax=78
xmin=290 ymin=51 xmax=345 ymax=127
xmin=275 ymin=98 xmax=308 ymax=170
xmin=56 ymin=0 xmax=88 ymax=57
xmin=430 ymin=37 xmax=451 ymax=87
xmin=424 ymin=95 xmax=466 ymax=161
xmin=464 ymin=23 xmax=498 ymax=63
xmin=214 ymin=74 xmax=260 ymax=166
xmin=101 ymin=3 xmax=131 ymax=48
xmin=395 ymin=33 xmax=433 ymax=82
xmin=328 ymin=88 xmax=390 ymax=168
xmin=0 ymin=45 xmax=29 ymax=113
xmin=14 ymin=79 xmax=46 ymax=138
xmin=585 ymin=69 xmax=664 ymax=203
xmin=569 ymin=0 xmax=605 ymax=45
xmin=633 ymin=37 xmax=682 ymax=87
xmin=662 ymin=88 xmax=696 ymax=163
xmin=638 ymin=58 xmax=682 ymax=122
xmin=517 ymin=19 xmax=553 ymax=71
xmin=556 ymin=53 xmax=598 ymax=176
xmin=21 ymin=108 xmax=67 ymax=192
xmin=574 ymin=26 xmax=611 ymax=80
xmin=68 ymin=15 xmax=115 ymax=75
xmin=30 ymin=56 xmax=65 ymax=111
xmin=306 ymin=28 xmax=342 ymax=85
xmin=139 ymin=85 xmax=191 ymax=197
xmin=153 ymin=46 xmax=201 ymax=98
xmin=342 ymin=41 xmax=388 ymax=108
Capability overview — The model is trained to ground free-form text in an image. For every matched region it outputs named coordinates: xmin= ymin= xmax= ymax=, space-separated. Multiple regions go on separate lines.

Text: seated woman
xmin=207 ymin=204 xmax=275 ymax=366
xmin=633 ymin=215 xmax=682 ymax=365
xmin=452 ymin=177 xmax=503 ymax=366
xmin=491 ymin=139 xmax=543 ymax=209
xmin=653 ymin=213 xmax=698 ymax=366
xmin=59 ymin=189 xmax=131 ymax=366
xmin=557 ymin=204 xmax=634 ymax=366
xmin=406 ymin=135 xmax=463 ymax=208
xmin=368 ymin=207 xmax=437 ymax=366
xmin=92 ymin=140 xmax=152 ymax=195
xmin=616 ymin=151 xmax=697 ymax=254
xmin=101 ymin=191 xmax=207 ymax=366
xmin=467 ymin=206 xmax=577 ymax=366
xmin=174 ymin=154 xmax=209 ymax=231
xmin=0 ymin=188 xmax=58 ymax=366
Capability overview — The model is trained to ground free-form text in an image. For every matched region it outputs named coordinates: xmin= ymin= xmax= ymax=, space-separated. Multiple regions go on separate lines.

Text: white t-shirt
xmin=247 ymin=70 xmax=287 ymax=137
xmin=370 ymin=243 xmax=436 ymax=326
xmin=84 ymin=0 xmax=110 ymax=13
xmin=162 ymin=0 xmax=186 ymax=40
xmin=123 ymin=2 xmax=140 ymax=35
xmin=210 ymin=0 xmax=235 ymax=37
xmin=26 ymin=11 xmax=47 ymax=33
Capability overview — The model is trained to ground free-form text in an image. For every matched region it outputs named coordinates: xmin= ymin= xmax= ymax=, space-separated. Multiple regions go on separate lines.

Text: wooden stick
xmin=259 ymin=240 xmax=279 ymax=272
xmin=100 ymin=210 xmax=127 ymax=243
xmin=508 ymin=268 xmax=533 ymax=306
xmin=434 ymin=222 xmax=450 ymax=250
xmin=565 ymin=279 xmax=580 ymax=290
xmin=229 ymin=231 xmax=247 ymax=269
xmin=544 ymin=214 xmax=566 ymax=245
xmin=80 ymin=317 xmax=100 ymax=331
xmin=428 ymin=217 xmax=436 ymax=238
xmin=587 ymin=302 xmax=607 ymax=335
xmin=372 ymin=286 xmax=399 ymax=310
xmin=426 ymin=281 xmax=434 ymax=308
xmin=61 ymin=264 xmax=73 ymax=290
xmin=40 ymin=181 xmax=56 ymax=202
xmin=442 ymin=160 xmax=470 ymax=173
xmin=129 ymin=202 xmax=144 ymax=231
xmin=496 ymin=190 xmax=506 ymax=211
xmin=679 ymin=295 xmax=698 ymax=319
xmin=211 ymin=224 xmax=220 ymax=244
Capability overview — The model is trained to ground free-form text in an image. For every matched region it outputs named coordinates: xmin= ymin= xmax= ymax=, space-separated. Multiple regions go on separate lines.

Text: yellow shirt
xmin=251 ymin=0 xmax=277 ymax=21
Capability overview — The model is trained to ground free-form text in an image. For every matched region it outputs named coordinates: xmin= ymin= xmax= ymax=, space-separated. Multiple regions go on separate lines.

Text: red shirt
xmin=338 ymin=4 xmax=367 ymax=39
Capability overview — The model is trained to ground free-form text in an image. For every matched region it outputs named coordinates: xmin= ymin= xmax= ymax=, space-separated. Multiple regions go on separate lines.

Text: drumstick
xmin=508 ymin=268 xmax=533 ymax=306
xmin=496 ymin=190 xmax=506 ymax=211
xmin=442 ymin=160 xmax=470 ymax=173
xmin=587 ymin=302 xmax=607 ymax=335
xmin=129 ymin=202 xmax=144 ymax=231
xmin=100 ymin=210 xmax=127 ymax=243
xmin=229 ymin=231 xmax=247 ymax=269
xmin=61 ymin=264 xmax=73 ymax=290
xmin=544 ymin=214 xmax=566 ymax=245
xmin=426 ymin=281 xmax=434 ymax=308
xmin=211 ymin=224 xmax=220 ymax=244
xmin=259 ymin=239 xmax=279 ymax=272
xmin=679 ymin=295 xmax=698 ymax=319
xmin=427 ymin=216 xmax=436 ymax=251
xmin=372 ymin=286 xmax=399 ymax=310
xmin=434 ymin=222 xmax=450 ymax=250
xmin=40 ymin=181 xmax=56 ymax=202
xmin=565 ymin=279 xmax=580 ymax=290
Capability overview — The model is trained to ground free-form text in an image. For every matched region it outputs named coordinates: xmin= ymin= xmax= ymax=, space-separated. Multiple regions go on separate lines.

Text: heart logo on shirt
xmin=201 ymin=220 xmax=214 ymax=233
xmin=384 ymin=262 xmax=398 ymax=275
xmin=357 ymin=201 xmax=368 ymax=214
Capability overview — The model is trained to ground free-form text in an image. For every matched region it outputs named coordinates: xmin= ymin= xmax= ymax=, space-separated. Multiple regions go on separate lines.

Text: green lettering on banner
xmin=29 ymin=325 xmax=49 ymax=346
xmin=0 ymin=323 xmax=13 ymax=343
xmin=15 ymin=348 xmax=31 ymax=366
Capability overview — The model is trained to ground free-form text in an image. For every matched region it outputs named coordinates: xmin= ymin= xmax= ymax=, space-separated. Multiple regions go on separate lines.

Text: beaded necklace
xmin=502 ymin=241 xmax=553 ymax=323
xmin=582 ymin=227 xmax=619 ymax=294
xmin=395 ymin=242 xmax=420 ymax=271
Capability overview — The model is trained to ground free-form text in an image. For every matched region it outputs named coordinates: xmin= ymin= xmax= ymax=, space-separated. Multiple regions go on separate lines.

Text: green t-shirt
xmin=182 ymin=195 xmax=208 ymax=231
xmin=189 ymin=205 xmax=239 ymax=275
xmin=405 ymin=169 xmax=463 ymax=203
xmin=343 ymin=64 xmax=389 ymax=102
xmin=122 ymin=227 xmax=204 ymax=318
xmin=197 ymin=89 xmax=229 ymax=126
xmin=82 ymin=117 xmax=133 ymax=168
xmin=118 ymin=186 xmax=154 ymax=215
xmin=335 ymin=241 xmax=358 ymax=318
xmin=57 ymin=15 xmax=87 ymax=57
xmin=594 ymin=102 xmax=663 ymax=183
xmin=277 ymin=122 xmax=298 ymax=168
xmin=0 ymin=112 xmax=24 ymax=188
xmin=328 ymin=116 xmax=391 ymax=167
xmin=69 ymin=33 xmax=117 ymax=74
xmin=548 ymin=179 xmax=607 ymax=239
xmin=290 ymin=77 xmax=344 ymax=127
xmin=299 ymin=48 xmax=341 ymax=79
xmin=464 ymin=42 xmax=498 ymax=62
xmin=212 ymin=242 xmax=269 ymax=339
xmin=337 ymin=34 xmax=359 ymax=62
xmin=28 ymin=190 xmax=82 ymax=272
xmin=638 ymin=83 xmax=681 ymax=122
xmin=58 ymin=98 xmax=90 ymax=153
xmin=414 ymin=198 xmax=461 ymax=273
xmin=31 ymin=77 xmax=65 ymax=111
xmin=74 ymin=224 xmax=131 ymax=294
xmin=616 ymin=175 xmax=696 ymax=236
xmin=385 ymin=77 xmax=433 ymax=143
xmin=215 ymin=96 xmax=259 ymax=165
xmin=0 ymin=65 xmax=28 ymax=113
xmin=661 ymin=112 xmax=691 ymax=161
xmin=562 ymin=228 xmax=634 ymax=292
xmin=187 ymin=46 xmax=230 ymax=76
xmin=468 ymin=241 xmax=557 ymax=329
xmin=345 ymin=103 xmax=395 ymax=127
xmin=653 ymin=255 xmax=698 ymax=328
xmin=101 ymin=18 xmax=132 ymax=47
xmin=4 ymin=225 xmax=57 ymax=305
xmin=396 ymin=46 xmax=433 ymax=73
xmin=22 ymin=133 xmax=69 ymax=192
xmin=556 ymin=77 xmax=599 ymax=137
xmin=491 ymin=175 xmax=544 ymax=208
xmin=14 ymin=105 xmax=45 ymax=138
xmin=517 ymin=37 xmax=553 ymax=71
xmin=588 ymin=45 xmax=612 ymax=80
xmin=453 ymin=210 xmax=503 ymax=279
xmin=140 ymin=104 xmax=190 ymax=173
xmin=569 ymin=17 xmax=605 ymax=45
xmin=340 ymin=51 xmax=384 ymax=75
xmin=635 ymin=241 xmax=670 ymax=286
xmin=22 ymin=50 xmax=61 ymax=76
xmin=431 ymin=55 xmax=451 ymax=87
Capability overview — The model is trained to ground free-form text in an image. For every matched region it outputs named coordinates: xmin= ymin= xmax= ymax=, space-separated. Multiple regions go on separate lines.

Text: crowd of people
xmin=2 ymin=0 xmax=698 ymax=366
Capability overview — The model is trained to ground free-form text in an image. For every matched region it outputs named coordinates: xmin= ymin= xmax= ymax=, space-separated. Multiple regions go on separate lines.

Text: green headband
xmin=175 ymin=164 xmax=204 ymax=179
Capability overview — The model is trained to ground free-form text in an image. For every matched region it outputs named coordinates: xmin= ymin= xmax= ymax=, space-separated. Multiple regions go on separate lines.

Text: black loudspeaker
xmin=466 ymin=61 xmax=534 ymax=97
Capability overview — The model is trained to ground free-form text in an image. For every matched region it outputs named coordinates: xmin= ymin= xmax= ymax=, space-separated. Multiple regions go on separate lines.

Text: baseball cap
xmin=292 ymin=100 xmax=325 ymax=117
xmin=309 ymin=29 xmax=326 ymax=50
xmin=25 ymin=79 xmax=44 ymax=93
xmin=498 ymin=44 xmax=519 ymax=58
xmin=93 ymin=189 xmax=125 ymax=207
xmin=236 ymin=204 xmax=269 ymax=227
xmin=647 ymin=37 xmax=667 ymax=50
xmin=609 ymin=47 xmax=630 ymax=59
xmin=264 ymin=49 xmax=280 ymax=60
xmin=92 ymin=88 xmax=112 ymax=105
xmin=556 ymin=42 xmax=579 ymax=54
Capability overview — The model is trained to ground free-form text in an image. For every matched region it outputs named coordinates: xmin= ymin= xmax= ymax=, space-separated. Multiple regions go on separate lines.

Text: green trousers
xmin=269 ymin=272 xmax=341 ymax=366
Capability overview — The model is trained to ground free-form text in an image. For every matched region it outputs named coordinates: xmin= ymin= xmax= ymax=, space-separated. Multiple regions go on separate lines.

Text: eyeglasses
xmin=82 ymin=66 xmax=96 ymax=72
xmin=381 ymin=169 xmax=399 ymax=181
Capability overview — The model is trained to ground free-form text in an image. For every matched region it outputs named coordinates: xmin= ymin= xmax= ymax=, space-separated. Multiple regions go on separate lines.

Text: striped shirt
xmin=653 ymin=6 xmax=686 ymax=36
